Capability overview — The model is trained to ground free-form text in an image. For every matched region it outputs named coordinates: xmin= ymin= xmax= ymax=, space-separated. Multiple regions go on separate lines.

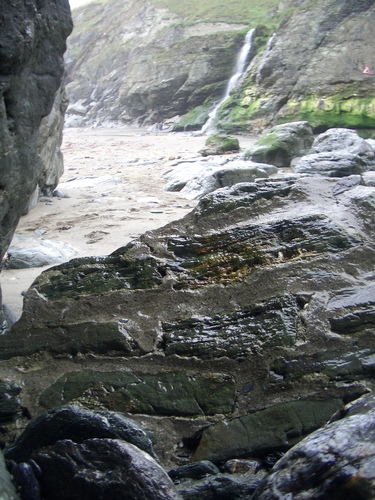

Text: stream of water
xmin=202 ymin=28 xmax=255 ymax=134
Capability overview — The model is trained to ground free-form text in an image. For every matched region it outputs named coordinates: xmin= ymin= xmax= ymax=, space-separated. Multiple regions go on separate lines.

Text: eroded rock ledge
xmin=1 ymin=169 xmax=374 ymax=465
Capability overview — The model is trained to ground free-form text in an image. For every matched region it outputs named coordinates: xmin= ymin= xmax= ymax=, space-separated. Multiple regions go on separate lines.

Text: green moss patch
xmin=280 ymin=94 xmax=375 ymax=131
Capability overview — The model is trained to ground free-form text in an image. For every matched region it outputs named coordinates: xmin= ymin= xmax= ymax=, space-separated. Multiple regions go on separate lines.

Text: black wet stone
xmin=252 ymin=394 xmax=375 ymax=499
xmin=168 ymin=460 xmax=220 ymax=481
xmin=5 ymin=405 xmax=156 ymax=463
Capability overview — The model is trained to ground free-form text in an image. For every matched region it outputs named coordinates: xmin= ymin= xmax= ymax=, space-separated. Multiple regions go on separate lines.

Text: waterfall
xmin=202 ymin=28 xmax=255 ymax=134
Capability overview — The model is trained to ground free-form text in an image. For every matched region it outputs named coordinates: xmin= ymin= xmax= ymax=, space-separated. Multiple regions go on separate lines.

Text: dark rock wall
xmin=0 ymin=0 xmax=73 ymax=265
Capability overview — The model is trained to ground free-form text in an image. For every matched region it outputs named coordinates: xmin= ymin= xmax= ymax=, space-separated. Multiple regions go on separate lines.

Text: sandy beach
xmin=1 ymin=127 xmax=256 ymax=319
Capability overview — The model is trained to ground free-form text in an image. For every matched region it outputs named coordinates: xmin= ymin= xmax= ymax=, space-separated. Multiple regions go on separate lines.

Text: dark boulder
xmin=252 ymin=394 xmax=375 ymax=499
xmin=176 ymin=472 xmax=265 ymax=500
xmin=31 ymin=438 xmax=180 ymax=500
xmin=169 ymin=460 xmax=220 ymax=481
xmin=5 ymin=405 xmax=156 ymax=463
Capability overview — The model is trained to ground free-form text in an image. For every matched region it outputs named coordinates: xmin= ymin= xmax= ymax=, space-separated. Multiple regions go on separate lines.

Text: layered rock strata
xmin=1 ymin=166 xmax=374 ymax=464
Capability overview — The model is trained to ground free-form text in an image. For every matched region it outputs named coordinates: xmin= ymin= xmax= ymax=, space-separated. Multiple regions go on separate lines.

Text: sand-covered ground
xmin=2 ymin=127 xmax=256 ymax=318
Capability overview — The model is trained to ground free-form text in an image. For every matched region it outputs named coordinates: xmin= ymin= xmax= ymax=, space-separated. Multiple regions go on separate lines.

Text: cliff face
xmin=66 ymin=0 xmax=375 ymax=134
xmin=0 ymin=1 xmax=72 ymax=312
xmin=65 ymin=0 xmax=255 ymax=128
xmin=220 ymin=0 xmax=375 ymax=134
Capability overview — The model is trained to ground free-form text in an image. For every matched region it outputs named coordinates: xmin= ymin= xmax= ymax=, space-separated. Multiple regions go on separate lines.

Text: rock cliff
xmin=65 ymin=0 xmax=375 ymax=135
xmin=221 ymin=0 xmax=375 ymax=135
xmin=0 ymin=1 xmax=73 ymax=303
xmin=65 ymin=0 xmax=256 ymax=128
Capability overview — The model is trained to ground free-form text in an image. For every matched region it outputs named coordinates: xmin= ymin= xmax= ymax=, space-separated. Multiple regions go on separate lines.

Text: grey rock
xmin=65 ymin=2 xmax=250 ymax=127
xmin=176 ymin=472 xmax=264 ymax=500
xmin=252 ymin=394 xmax=375 ymax=499
xmin=65 ymin=1 xmax=375 ymax=133
xmin=6 ymin=460 xmax=41 ymax=500
xmin=270 ymin=348 xmax=375 ymax=384
xmin=5 ymin=235 xmax=79 ymax=269
xmin=294 ymin=151 xmax=372 ymax=177
xmin=243 ymin=121 xmax=314 ymax=167
xmin=164 ymin=159 xmax=276 ymax=199
xmin=162 ymin=295 xmax=301 ymax=359
xmin=311 ymin=128 xmax=374 ymax=156
xmin=327 ymin=284 xmax=375 ymax=334
xmin=1 ymin=174 xmax=375 ymax=465
xmin=223 ymin=1 xmax=375 ymax=132
xmin=169 ymin=460 xmax=220 ymax=481
xmin=294 ymin=128 xmax=375 ymax=177
xmin=332 ymin=175 xmax=363 ymax=196
xmin=179 ymin=162 xmax=273 ymax=199
xmin=39 ymin=371 xmax=235 ymax=417
xmin=31 ymin=438 xmax=181 ymax=500
xmin=0 ymin=304 xmax=18 ymax=334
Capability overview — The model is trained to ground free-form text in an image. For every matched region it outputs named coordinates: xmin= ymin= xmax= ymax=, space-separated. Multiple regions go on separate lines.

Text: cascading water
xmin=202 ymin=28 xmax=255 ymax=134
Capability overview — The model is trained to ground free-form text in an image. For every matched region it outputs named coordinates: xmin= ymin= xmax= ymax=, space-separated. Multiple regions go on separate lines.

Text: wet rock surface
xmin=0 ymin=380 xmax=22 ymax=424
xmin=193 ymin=399 xmax=342 ymax=463
xmin=5 ymin=405 xmax=156 ymax=463
xmin=252 ymin=393 xmax=375 ymax=499
xmin=1 ymin=165 xmax=374 ymax=469
xmin=30 ymin=439 xmax=180 ymax=500
xmin=39 ymin=371 xmax=235 ymax=417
